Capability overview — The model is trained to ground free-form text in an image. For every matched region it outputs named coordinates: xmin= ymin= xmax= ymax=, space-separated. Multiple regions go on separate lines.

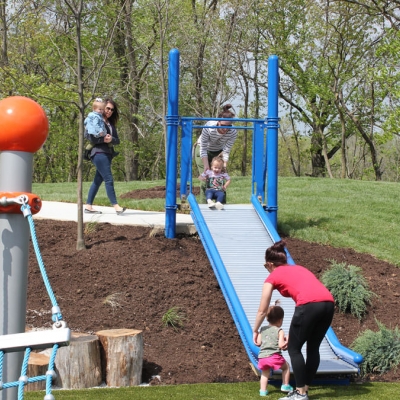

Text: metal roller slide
xmin=187 ymin=194 xmax=362 ymax=379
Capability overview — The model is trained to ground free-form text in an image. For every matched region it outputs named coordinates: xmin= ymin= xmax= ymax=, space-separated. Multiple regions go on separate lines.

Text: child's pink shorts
xmin=258 ymin=354 xmax=287 ymax=371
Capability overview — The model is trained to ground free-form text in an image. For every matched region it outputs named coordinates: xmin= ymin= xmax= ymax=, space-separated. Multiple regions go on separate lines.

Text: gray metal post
xmin=0 ymin=96 xmax=48 ymax=399
xmin=0 ymin=151 xmax=33 ymax=400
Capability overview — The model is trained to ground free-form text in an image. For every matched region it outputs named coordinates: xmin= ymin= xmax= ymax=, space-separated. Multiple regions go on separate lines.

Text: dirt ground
xmin=26 ymin=186 xmax=400 ymax=386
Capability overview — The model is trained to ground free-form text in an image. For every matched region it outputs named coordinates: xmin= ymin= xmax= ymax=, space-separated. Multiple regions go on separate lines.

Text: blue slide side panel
xmin=251 ymin=195 xmax=295 ymax=264
xmin=188 ymin=194 xmax=260 ymax=367
xmin=326 ymin=328 xmax=363 ymax=365
xmin=252 ymin=195 xmax=363 ymax=366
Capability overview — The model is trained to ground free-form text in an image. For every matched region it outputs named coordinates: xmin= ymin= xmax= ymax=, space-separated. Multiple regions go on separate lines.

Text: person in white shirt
xmin=194 ymin=104 xmax=237 ymax=203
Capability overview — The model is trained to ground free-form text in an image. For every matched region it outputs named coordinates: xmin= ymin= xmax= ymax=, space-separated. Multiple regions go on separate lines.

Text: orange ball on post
xmin=0 ymin=96 xmax=49 ymax=153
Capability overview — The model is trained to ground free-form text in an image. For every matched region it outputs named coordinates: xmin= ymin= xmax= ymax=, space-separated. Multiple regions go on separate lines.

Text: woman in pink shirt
xmin=253 ymin=240 xmax=334 ymax=400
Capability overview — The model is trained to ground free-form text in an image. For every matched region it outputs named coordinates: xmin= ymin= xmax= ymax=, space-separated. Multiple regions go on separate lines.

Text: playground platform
xmin=33 ymin=201 xmax=196 ymax=234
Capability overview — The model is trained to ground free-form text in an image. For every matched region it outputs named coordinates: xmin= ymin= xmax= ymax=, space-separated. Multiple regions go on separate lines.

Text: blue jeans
xmin=86 ymin=152 xmax=118 ymax=206
xmin=205 ymin=189 xmax=225 ymax=203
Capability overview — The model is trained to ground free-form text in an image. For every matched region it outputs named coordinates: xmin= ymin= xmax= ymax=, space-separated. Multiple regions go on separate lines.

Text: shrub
xmin=352 ymin=320 xmax=400 ymax=376
xmin=103 ymin=293 xmax=124 ymax=312
xmin=321 ymin=260 xmax=375 ymax=320
xmin=84 ymin=220 xmax=99 ymax=235
xmin=162 ymin=306 xmax=186 ymax=330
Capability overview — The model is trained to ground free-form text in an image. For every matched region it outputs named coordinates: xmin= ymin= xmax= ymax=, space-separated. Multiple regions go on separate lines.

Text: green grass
xmin=33 ymin=181 xmax=167 ymax=212
xmin=33 ymin=176 xmax=400 ymax=266
xmin=277 ymin=177 xmax=400 ymax=266
xmin=24 ymin=381 xmax=400 ymax=399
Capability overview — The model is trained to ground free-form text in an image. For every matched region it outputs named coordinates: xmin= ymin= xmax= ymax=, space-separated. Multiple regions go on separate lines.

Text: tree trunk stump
xmin=54 ymin=332 xmax=102 ymax=389
xmin=96 ymin=328 xmax=143 ymax=387
xmin=25 ymin=352 xmax=49 ymax=392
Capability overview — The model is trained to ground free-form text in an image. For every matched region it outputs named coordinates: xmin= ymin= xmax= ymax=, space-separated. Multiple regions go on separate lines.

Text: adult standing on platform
xmin=85 ymin=98 xmax=126 ymax=215
xmin=194 ymin=104 xmax=237 ymax=202
xmin=253 ymin=240 xmax=335 ymax=400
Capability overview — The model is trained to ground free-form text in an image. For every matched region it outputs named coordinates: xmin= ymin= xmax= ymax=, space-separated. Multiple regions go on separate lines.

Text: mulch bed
xmin=25 ymin=187 xmax=400 ymax=385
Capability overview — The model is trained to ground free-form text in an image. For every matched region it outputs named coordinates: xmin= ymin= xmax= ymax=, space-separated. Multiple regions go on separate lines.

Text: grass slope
xmin=33 ymin=176 xmax=400 ymax=265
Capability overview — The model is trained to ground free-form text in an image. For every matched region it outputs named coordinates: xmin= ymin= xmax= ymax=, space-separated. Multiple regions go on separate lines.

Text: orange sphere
xmin=0 ymin=96 xmax=49 ymax=153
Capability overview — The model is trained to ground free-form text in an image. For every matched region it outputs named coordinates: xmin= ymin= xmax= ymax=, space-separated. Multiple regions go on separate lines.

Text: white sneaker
xmin=215 ymin=202 xmax=224 ymax=210
xmin=207 ymin=199 xmax=215 ymax=208
xmin=279 ymin=390 xmax=309 ymax=400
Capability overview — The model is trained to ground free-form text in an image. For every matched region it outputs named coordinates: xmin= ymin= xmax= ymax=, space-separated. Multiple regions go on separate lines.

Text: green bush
xmin=321 ymin=260 xmax=376 ymax=320
xmin=352 ymin=321 xmax=400 ymax=376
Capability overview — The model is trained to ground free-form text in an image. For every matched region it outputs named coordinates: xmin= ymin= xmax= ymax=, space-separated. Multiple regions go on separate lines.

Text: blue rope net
xmin=0 ymin=203 xmax=70 ymax=399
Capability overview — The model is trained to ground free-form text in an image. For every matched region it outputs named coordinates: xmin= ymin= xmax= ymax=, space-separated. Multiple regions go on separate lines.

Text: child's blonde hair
xmin=93 ymin=97 xmax=105 ymax=111
xmin=266 ymin=300 xmax=284 ymax=324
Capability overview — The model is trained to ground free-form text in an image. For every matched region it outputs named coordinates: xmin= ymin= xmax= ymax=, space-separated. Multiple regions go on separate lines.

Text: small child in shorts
xmin=199 ymin=157 xmax=230 ymax=210
xmin=85 ymin=98 xmax=113 ymax=151
xmin=255 ymin=300 xmax=293 ymax=397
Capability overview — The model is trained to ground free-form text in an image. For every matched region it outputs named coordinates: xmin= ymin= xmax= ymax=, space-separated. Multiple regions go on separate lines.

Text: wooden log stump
xmin=54 ymin=332 xmax=102 ymax=389
xmin=96 ymin=328 xmax=143 ymax=387
xmin=25 ymin=352 xmax=49 ymax=392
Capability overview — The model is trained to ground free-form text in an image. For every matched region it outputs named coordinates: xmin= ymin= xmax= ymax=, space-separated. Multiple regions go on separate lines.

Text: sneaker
xmin=260 ymin=389 xmax=268 ymax=396
xmin=279 ymin=390 xmax=309 ymax=400
xmin=281 ymin=384 xmax=294 ymax=393
xmin=215 ymin=201 xmax=224 ymax=210
xmin=207 ymin=200 xmax=215 ymax=208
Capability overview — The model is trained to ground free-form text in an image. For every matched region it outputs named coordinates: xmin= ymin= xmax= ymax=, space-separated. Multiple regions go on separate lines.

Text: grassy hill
xmin=34 ymin=176 xmax=400 ymax=266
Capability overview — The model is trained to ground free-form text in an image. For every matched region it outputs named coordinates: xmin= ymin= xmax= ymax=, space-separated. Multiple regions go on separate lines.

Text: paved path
xmin=33 ymin=201 xmax=196 ymax=234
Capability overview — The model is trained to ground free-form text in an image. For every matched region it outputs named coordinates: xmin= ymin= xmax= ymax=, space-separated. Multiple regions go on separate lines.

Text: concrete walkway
xmin=33 ymin=201 xmax=196 ymax=234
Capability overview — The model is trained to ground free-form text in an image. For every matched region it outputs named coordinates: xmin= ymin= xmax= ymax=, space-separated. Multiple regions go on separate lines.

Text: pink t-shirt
xmin=265 ymin=265 xmax=334 ymax=306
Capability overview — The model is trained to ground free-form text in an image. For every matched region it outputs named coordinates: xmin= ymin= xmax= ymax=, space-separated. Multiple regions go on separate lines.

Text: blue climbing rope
xmin=46 ymin=344 xmax=59 ymax=397
xmin=0 ymin=202 xmax=67 ymax=398
xmin=0 ymin=350 xmax=3 ymax=388
xmin=21 ymin=203 xmax=63 ymax=323
xmin=18 ymin=347 xmax=31 ymax=399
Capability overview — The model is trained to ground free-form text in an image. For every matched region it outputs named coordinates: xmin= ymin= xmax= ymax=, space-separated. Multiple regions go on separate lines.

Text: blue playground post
xmin=180 ymin=119 xmax=193 ymax=198
xmin=165 ymin=49 xmax=180 ymax=239
xmin=266 ymin=55 xmax=279 ymax=229
xmin=165 ymin=51 xmax=280 ymax=237
xmin=252 ymin=120 xmax=267 ymax=202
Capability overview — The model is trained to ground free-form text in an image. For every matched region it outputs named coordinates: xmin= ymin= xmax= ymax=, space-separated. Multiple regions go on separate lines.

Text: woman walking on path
xmin=85 ymin=98 xmax=126 ymax=215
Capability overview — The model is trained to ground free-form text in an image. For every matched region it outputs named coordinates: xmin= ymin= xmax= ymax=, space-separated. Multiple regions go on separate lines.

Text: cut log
xmin=25 ymin=352 xmax=49 ymax=392
xmin=54 ymin=332 xmax=102 ymax=389
xmin=96 ymin=328 xmax=143 ymax=387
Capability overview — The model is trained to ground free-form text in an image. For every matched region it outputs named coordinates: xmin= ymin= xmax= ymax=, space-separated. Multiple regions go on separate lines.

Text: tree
xmin=231 ymin=0 xmax=270 ymax=175
xmin=0 ymin=0 xmax=8 ymax=65
xmin=111 ymin=0 xmax=157 ymax=181
xmin=0 ymin=0 xmax=124 ymax=248
xmin=340 ymin=0 xmax=400 ymax=30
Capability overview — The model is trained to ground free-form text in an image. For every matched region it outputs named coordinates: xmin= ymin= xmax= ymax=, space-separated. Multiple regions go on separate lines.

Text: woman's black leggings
xmin=287 ymin=301 xmax=334 ymax=388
